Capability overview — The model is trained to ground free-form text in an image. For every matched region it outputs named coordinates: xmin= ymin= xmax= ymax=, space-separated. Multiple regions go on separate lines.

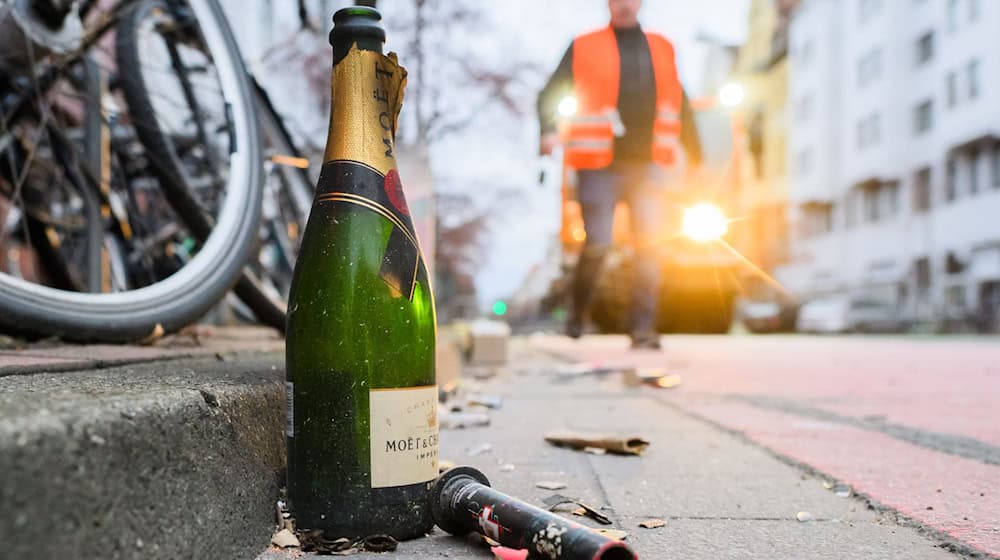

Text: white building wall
xmin=781 ymin=0 xmax=1000 ymax=325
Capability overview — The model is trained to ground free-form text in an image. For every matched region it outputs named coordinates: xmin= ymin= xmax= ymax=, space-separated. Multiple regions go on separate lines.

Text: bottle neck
xmin=331 ymin=34 xmax=383 ymax=65
xmin=323 ymin=47 xmax=404 ymax=178
xmin=330 ymin=7 xmax=386 ymax=65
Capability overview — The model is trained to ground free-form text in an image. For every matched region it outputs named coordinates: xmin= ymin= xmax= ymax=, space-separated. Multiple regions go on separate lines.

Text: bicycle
xmin=0 ymin=0 xmax=263 ymax=341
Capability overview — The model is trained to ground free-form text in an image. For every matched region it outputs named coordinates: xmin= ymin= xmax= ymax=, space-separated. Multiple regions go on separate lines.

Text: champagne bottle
xmin=286 ymin=7 xmax=438 ymax=540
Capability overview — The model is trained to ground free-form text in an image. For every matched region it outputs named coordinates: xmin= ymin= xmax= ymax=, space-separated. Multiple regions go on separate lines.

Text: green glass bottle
xmin=285 ymin=6 xmax=438 ymax=540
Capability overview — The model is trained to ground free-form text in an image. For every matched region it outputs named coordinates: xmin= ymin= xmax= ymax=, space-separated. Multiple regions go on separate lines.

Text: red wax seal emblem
xmin=384 ymin=169 xmax=410 ymax=216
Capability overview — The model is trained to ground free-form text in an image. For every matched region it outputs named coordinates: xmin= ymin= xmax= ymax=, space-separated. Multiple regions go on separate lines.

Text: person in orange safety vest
xmin=538 ymin=0 xmax=703 ymax=349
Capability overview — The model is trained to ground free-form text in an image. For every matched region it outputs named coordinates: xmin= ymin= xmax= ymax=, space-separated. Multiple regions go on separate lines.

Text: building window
xmin=858 ymin=48 xmax=882 ymax=87
xmin=969 ymin=149 xmax=980 ymax=194
xmin=795 ymin=95 xmax=813 ymax=122
xmin=945 ymin=287 xmax=966 ymax=317
xmin=862 ymin=182 xmax=900 ymax=223
xmin=821 ymin=205 xmax=834 ymax=234
xmin=914 ymin=257 xmax=931 ymax=299
xmin=969 ymin=0 xmax=981 ymax=21
xmin=844 ymin=191 xmax=857 ymax=228
xmin=857 ymin=113 xmax=881 ymax=149
xmin=913 ymin=167 xmax=932 ymax=211
xmin=968 ymin=59 xmax=980 ymax=99
xmin=946 ymin=157 xmax=957 ymax=201
xmin=884 ymin=181 xmax=900 ymax=217
xmin=915 ymin=32 xmax=934 ymax=66
xmin=803 ymin=204 xmax=834 ymax=236
xmin=992 ymin=145 xmax=1000 ymax=189
xmin=947 ymin=72 xmax=957 ymax=107
xmin=863 ymin=188 xmax=879 ymax=222
xmin=796 ymin=40 xmax=814 ymax=68
xmin=949 ymin=0 xmax=961 ymax=31
xmin=859 ymin=0 xmax=881 ymax=22
xmin=796 ymin=150 xmax=812 ymax=176
xmin=914 ymin=100 xmax=933 ymax=134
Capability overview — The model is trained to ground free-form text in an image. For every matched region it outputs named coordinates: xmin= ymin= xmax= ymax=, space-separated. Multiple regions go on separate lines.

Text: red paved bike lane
xmin=534 ymin=334 xmax=1000 ymax=557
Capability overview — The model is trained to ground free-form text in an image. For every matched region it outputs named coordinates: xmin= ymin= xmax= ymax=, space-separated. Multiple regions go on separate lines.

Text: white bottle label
xmin=369 ymin=385 xmax=439 ymax=488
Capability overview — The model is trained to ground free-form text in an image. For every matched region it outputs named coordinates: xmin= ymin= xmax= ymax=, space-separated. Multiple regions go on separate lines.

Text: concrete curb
xmin=0 ymin=353 xmax=285 ymax=560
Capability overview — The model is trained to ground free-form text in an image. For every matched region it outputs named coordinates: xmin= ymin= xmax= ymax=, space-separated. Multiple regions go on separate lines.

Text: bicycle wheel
xmin=117 ymin=3 xmax=314 ymax=333
xmin=235 ymin=81 xmax=316 ymax=331
xmin=0 ymin=0 xmax=261 ymax=342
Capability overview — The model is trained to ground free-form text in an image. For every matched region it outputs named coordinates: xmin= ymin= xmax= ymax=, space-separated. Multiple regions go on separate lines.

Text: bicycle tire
xmin=117 ymin=2 xmax=297 ymax=334
xmin=234 ymin=82 xmax=318 ymax=332
xmin=0 ymin=0 xmax=261 ymax=342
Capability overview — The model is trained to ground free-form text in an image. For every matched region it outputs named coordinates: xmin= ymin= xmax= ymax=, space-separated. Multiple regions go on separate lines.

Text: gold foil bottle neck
xmin=324 ymin=45 xmax=408 ymax=177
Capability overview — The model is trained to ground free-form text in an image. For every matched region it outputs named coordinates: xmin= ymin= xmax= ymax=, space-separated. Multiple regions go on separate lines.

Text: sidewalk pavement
xmin=0 ymin=329 xmax=983 ymax=559
xmin=263 ymin=336 xmax=967 ymax=560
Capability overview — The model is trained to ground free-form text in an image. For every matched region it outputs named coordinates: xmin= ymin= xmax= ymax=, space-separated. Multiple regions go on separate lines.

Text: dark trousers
xmin=571 ymin=162 xmax=666 ymax=334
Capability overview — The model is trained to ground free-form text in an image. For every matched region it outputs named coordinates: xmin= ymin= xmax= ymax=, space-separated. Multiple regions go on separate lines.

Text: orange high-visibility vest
xmin=563 ymin=27 xmax=683 ymax=170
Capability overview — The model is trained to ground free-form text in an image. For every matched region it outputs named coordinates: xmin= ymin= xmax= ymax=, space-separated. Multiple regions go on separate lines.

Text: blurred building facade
xmin=779 ymin=0 xmax=1000 ymax=330
xmin=726 ymin=0 xmax=798 ymax=297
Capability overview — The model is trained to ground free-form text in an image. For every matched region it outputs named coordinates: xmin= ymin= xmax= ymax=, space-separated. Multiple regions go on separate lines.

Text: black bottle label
xmin=315 ymin=160 xmax=423 ymax=299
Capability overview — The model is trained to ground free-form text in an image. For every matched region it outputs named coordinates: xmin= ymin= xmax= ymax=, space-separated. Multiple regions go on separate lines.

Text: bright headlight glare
xmin=719 ymin=82 xmax=745 ymax=107
xmin=682 ymin=203 xmax=728 ymax=242
xmin=558 ymin=96 xmax=578 ymax=117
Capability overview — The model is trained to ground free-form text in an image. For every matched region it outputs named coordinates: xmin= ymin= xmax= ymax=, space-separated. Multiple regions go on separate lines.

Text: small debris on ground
xmin=555 ymin=362 xmax=630 ymax=380
xmin=500 ymin=463 xmax=516 ymax=472
xmin=439 ymin=411 xmax=491 ymax=429
xmin=595 ymin=529 xmax=629 ymax=540
xmin=467 ymin=442 xmax=494 ymax=456
xmin=796 ymin=511 xmax=814 ymax=522
xmin=136 ymin=323 xmax=165 ymax=345
xmin=650 ymin=373 xmax=683 ymax=389
xmin=363 ymin=534 xmax=398 ymax=552
xmin=275 ymin=498 xmax=294 ymax=531
xmin=479 ymin=535 xmax=501 ymax=547
xmin=297 ymin=531 xmax=398 ymax=554
xmin=544 ymin=431 xmax=650 ymax=456
xmin=639 ymin=518 xmax=666 ymax=529
xmin=271 ymin=492 xmax=397 ymax=555
xmin=27 ymin=335 xmax=63 ymax=349
xmin=466 ymin=394 xmax=503 ymax=409
xmin=466 ymin=366 xmax=502 ymax=380
xmin=492 ymin=546 xmax=528 ymax=560
xmin=542 ymin=494 xmax=612 ymax=525
xmin=624 ymin=368 xmax=682 ymax=389
xmin=0 ymin=334 xmax=24 ymax=350
xmin=271 ymin=529 xmax=300 ymax=549
xmin=822 ymin=480 xmax=851 ymax=497
xmin=536 ymin=481 xmax=567 ymax=491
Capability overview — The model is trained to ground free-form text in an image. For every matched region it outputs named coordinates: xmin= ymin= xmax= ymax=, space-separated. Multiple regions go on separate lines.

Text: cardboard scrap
xmin=542 ymin=494 xmax=612 ymax=525
xmin=544 ymin=431 xmax=650 ymax=456
xmin=271 ymin=529 xmax=300 ymax=548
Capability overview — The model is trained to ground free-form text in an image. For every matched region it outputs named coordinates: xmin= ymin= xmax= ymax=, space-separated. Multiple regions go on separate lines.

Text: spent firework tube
xmin=430 ymin=467 xmax=637 ymax=560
